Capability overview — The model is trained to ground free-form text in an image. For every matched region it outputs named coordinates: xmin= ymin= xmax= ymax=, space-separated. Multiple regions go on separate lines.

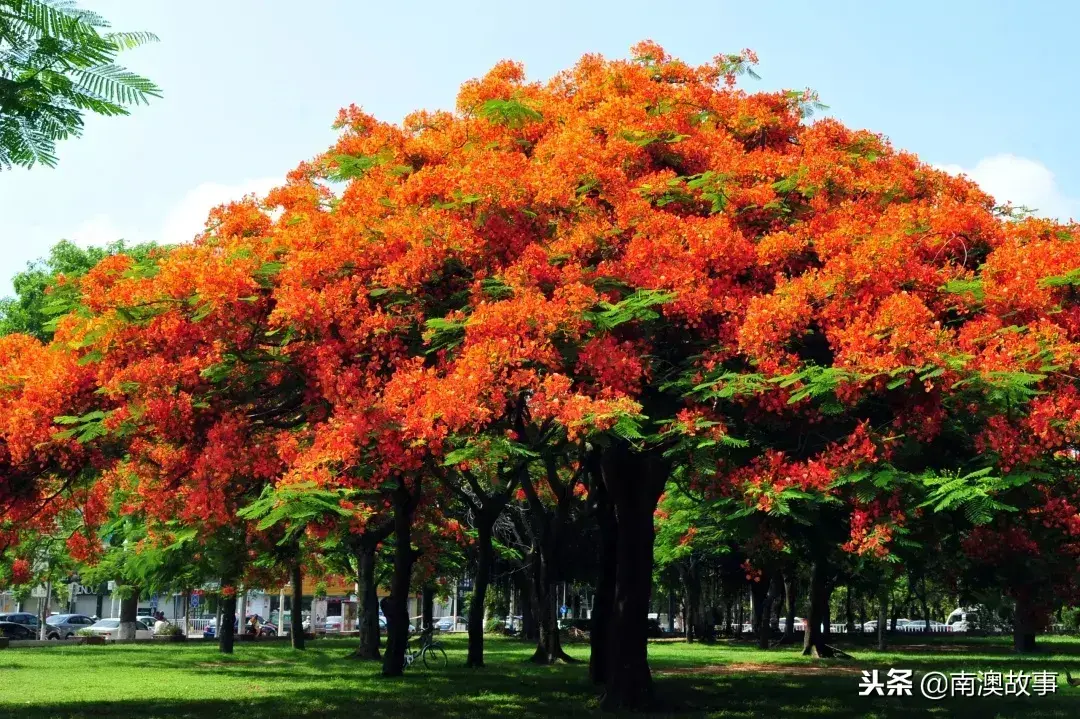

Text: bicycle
xmin=403 ymin=626 xmax=447 ymax=670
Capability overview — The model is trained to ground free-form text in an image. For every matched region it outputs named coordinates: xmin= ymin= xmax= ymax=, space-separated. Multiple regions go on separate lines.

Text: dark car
xmin=0 ymin=612 xmax=40 ymax=632
xmin=0 ymin=621 xmax=36 ymax=640
xmin=646 ymin=618 xmax=666 ymax=638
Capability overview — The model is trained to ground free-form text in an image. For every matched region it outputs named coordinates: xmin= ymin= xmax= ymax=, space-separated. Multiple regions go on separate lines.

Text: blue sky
xmin=1 ymin=0 xmax=1077 ymax=295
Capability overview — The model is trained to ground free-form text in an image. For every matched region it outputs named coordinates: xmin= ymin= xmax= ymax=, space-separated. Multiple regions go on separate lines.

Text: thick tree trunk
xmin=530 ymin=567 xmax=569 ymax=663
xmin=352 ymin=543 xmax=380 ymax=659
xmin=219 ymin=592 xmax=237 ymax=654
xmin=876 ymin=588 xmax=887 ymax=651
xmin=590 ymin=478 xmax=617 ymax=685
xmin=381 ymin=480 xmax=418 ymax=678
xmin=466 ymin=523 xmax=494 ymax=668
xmin=667 ymin=588 xmax=676 ymax=634
xmin=118 ymin=588 xmax=139 ymax=641
xmin=750 ymin=576 xmax=769 ymax=649
xmin=602 ymin=496 xmax=659 ymax=710
xmin=290 ymin=558 xmax=305 ymax=650
xmin=802 ymin=558 xmax=832 ymax=657
xmin=517 ymin=573 xmax=538 ymax=642
xmin=822 ymin=582 xmax=832 ymax=641
xmin=598 ymin=444 xmax=667 ymax=711
xmin=782 ymin=573 xmax=796 ymax=643
xmin=845 ymin=587 xmax=855 ymax=634
xmin=683 ymin=563 xmax=704 ymax=644
xmin=770 ymin=575 xmax=782 ymax=633
xmin=1013 ymin=589 xmax=1037 ymax=653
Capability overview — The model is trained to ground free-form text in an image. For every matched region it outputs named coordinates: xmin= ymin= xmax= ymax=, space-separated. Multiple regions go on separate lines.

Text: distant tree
xmin=0 ymin=0 xmax=160 ymax=169
xmin=0 ymin=238 xmax=159 ymax=339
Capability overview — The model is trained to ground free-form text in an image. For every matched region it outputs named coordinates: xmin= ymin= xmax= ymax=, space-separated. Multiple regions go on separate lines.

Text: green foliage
xmin=0 ymin=0 xmax=161 ymax=169
xmin=52 ymin=408 xmax=109 ymax=442
xmin=583 ymin=289 xmax=675 ymax=332
xmin=954 ymin=369 xmax=1049 ymax=409
xmin=941 ymin=277 xmax=985 ymax=302
xmin=653 ymin=489 xmax=734 ymax=568
xmin=769 ymin=364 xmax=860 ymax=405
xmin=784 ymin=90 xmax=829 ymax=119
xmin=478 ymin=98 xmax=542 ymax=129
xmin=442 ymin=435 xmax=538 ymax=468
xmin=479 ymin=277 xmax=514 ymax=301
xmin=919 ymin=467 xmax=1033 ymax=524
xmin=619 ymin=129 xmax=688 ymax=147
xmin=1037 ymin=267 xmax=1080 ymax=289
xmin=324 ymin=151 xmax=391 ymax=182
xmin=0 ymin=239 xmax=159 ymax=340
xmin=423 ymin=316 xmax=467 ymax=354
xmin=238 ymin=483 xmax=358 ymax=544
xmin=683 ymin=370 xmax=769 ymax=400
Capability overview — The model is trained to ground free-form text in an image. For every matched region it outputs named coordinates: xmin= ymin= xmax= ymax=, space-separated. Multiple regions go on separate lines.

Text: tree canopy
xmin=1 ymin=41 xmax=1079 ymax=709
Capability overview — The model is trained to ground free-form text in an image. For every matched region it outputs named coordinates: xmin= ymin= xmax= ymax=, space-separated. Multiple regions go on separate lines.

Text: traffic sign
xmin=190 ymin=594 xmax=200 ymax=608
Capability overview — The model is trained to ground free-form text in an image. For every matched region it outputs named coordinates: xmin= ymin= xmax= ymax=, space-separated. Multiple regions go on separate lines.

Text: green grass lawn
xmin=1 ymin=633 xmax=1079 ymax=718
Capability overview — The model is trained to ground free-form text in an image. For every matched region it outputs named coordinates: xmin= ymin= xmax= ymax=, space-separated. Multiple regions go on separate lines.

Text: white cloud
xmin=936 ymin=154 xmax=1078 ymax=222
xmin=159 ymin=177 xmax=280 ymax=246
xmin=68 ymin=213 xmax=128 ymax=248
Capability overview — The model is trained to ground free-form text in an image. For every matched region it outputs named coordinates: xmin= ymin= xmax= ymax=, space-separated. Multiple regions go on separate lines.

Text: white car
xmin=85 ymin=618 xmax=154 ymax=640
xmin=324 ymin=616 xmax=343 ymax=633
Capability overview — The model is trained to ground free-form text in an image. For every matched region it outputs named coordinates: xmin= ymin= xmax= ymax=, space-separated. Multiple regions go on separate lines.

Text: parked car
xmin=0 ymin=612 xmax=40 ymax=632
xmin=646 ymin=618 xmax=666 ymax=638
xmin=85 ymin=618 xmax=154 ymax=640
xmin=324 ymin=616 xmax=343 ymax=633
xmin=434 ymin=616 xmax=456 ymax=632
xmin=265 ymin=611 xmax=312 ymax=634
xmin=44 ymin=614 xmax=97 ymax=640
xmin=137 ymin=612 xmax=157 ymax=628
xmin=0 ymin=621 xmax=37 ymax=640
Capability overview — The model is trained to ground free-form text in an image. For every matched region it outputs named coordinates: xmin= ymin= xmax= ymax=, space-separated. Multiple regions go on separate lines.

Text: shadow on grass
xmin=5 ymin=637 xmax=1080 ymax=718
xmin=8 ymin=672 xmax=1080 ymax=719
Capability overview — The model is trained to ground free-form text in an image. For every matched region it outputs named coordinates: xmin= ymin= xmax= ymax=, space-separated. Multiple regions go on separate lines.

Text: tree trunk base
xmin=599 ymin=684 xmax=663 ymax=713
xmin=802 ymin=643 xmax=854 ymax=659
xmin=1014 ymin=633 xmax=1038 ymax=654
xmin=528 ymin=646 xmax=581 ymax=664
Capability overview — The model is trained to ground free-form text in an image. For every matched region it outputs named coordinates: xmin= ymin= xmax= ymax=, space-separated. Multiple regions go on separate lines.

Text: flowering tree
xmin=3 ymin=39 xmax=1079 ymax=707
